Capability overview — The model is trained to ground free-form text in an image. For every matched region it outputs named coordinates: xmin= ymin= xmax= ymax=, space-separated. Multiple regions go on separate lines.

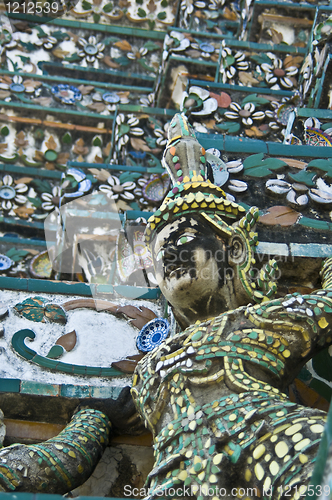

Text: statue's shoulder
xmin=242 ymin=290 xmax=332 ymax=332
xmin=182 ymin=289 xmax=332 ymax=338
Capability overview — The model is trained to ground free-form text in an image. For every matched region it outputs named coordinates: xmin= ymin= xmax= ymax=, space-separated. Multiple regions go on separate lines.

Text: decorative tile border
xmin=198 ymin=132 xmax=332 ymax=157
xmin=256 ymin=242 xmax=332 ymax=259
xmin=0 ymin=377 xmax=125 ymax=399
xmin=5 ymin=13 xmax=167 ymax=38
xmin=0 ymin=277 xmax=161 ymax=298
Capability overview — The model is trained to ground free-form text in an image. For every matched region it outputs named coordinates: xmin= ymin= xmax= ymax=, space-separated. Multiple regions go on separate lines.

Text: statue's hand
xmin=75 ymin=387 xmax=145 ymax=436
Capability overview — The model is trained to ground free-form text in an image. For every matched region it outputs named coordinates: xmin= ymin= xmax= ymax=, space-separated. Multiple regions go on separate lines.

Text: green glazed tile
xmin=60 ymin=385 xmax=90 ymax=398
xmin=72 ymin=365 xmax=88 ymax=376
xmin=86 ymin=367 xmax=102 ymax=376
xmin=33 ymin=355 xmax=58 ymax=370
xmin=11 ymin=329 xmax=36 ymax=360
xmin=0 ymin=378 xmax=20 ymax=393
xmin=21 ymin=380 xmax=59 ymax=396
xmin=55 ymin=362 xmax=74 ymax=374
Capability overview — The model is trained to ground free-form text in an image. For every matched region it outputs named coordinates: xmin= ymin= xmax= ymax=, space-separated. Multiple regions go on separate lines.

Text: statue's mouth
xmin=168 ymin=266 xmax=187 ymax=279
xmin=163 ymin=262 xmax=196 ymax=280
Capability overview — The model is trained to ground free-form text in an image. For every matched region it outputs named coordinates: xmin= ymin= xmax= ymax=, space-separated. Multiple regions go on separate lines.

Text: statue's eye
xmin=176 ymin=235 xmax=195 ymax=246
xmin=155 ymin=249 xmax=164 ymax=261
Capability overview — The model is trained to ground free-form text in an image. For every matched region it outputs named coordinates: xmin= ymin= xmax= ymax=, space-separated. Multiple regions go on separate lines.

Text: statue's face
xmin=151 ymin=216 xmax=238 ymax=326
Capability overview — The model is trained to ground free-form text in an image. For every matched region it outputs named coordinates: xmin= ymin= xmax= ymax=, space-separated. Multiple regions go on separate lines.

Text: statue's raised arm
xmin=131 ymin=113 xmax=332 ymax=500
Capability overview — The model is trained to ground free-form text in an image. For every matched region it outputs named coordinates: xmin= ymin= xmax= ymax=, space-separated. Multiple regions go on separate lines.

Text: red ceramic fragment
xmin=209 ymin=91 xmax=231 ymax=108
xmin=259 ymin=205 xmax=300 ymax=227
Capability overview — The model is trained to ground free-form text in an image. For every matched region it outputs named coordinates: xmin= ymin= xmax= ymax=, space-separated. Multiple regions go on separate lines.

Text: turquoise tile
xmin=27 ymin=279 xmax=92 ymax=296
xmin=78 ymin=497 xmax=124 ymax=500
xmin=56 ymin=362 xmax=74 ymax=374
xmin=100 ymin=367 xmax=124 ymax=377
xmin=110 ymin=387 xmax=124 ymax=399
xmin=256 ymin=242 xmax=289 ymax=257
xmin=299 ymin=217 xmax=331 ymax=230
xmin=0 ymin=277 xmax=28 ymax=291
xmin=93 ymin=284 xmax=114 ymax=294
xmin=60 ymin=384 xmax=90 ymax=398
xmin=298 ymin=108 xmax=332 ymax=120
xmin=0 ymin=494 xmax=35 ymax=500
xmin=91 ymin=386 xmax=116 ymax=399
xmin=198 ymin=133 xmax=225 ymax=151
xmin=113 ymin=285 xmax=160 ymax=299
xmin=3 ymin=164 xmax=62 ymax=179
xmin=72 ymin=365 xmax=87 ymax=376
xmin=224 ymin=136 xmax=268 ymax=153
xmin=268 ymin=141 xmax=329 ymax=158
xmin=3 ymin=217 xmax=44 ymax=230
xmin=0 ymin=378 xmax=20 ymax=393
xmin=290 ymin=243 xmax=332 ymax=258
xmin=21 ymin=380 xmax=59 ymax=396
xmin=0 ymin=236 xmax=46 ymax=247
xmin=136 ymin=287 xmax=161 ymax=299
xmin=127 ymin=210 xmax=153 ymax=220
xmin=86 ymin=367 xmax=102 ymax=376
xmin=67 ymin=161 xmax=148 ymax=173
xmin=90 ymin=386 xmax=124 ymax=399
xmin=11 ymin=329 xmax=36 ymax=360
xmin=33 ymin=355 xmax=58 ymax=370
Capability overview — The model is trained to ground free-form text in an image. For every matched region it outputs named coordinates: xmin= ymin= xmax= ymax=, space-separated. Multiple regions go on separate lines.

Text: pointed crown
xmin=145 ymin=113 xmax=246 ymax=247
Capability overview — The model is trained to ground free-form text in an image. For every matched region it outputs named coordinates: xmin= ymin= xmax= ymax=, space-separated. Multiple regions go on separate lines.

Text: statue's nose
xmin=163 ymin=245 xmax=179 ymax=262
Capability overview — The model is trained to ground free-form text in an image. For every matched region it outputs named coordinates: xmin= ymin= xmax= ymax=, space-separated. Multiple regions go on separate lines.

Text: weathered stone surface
xmin=0 ymin=409 xmax=5 ymax=448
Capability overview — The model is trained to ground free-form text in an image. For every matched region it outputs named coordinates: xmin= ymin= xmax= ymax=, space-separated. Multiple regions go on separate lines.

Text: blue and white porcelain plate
xmin=51 ymin=84 xmax=82 ymax=105
xmin=0 ymin=254 xmax=12 ymax=271
xmin=136 ymin=318 xmax=170 ymax=352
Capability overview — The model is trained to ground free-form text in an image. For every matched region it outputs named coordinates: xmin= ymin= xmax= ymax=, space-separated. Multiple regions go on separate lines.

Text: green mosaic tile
xmin=99 ymin=367 xmax=124 ymax=377
xmin=0 ymin=494 xmax=35 ymax=500
xmin=11 ymin=329 xmax=36 ymax=360
xmin=91 ymin=386 xmax=118 ymax=399
xmin=0 ymin=236 xmax=47 ymax=247
xmin=0 ymin=277 xmax=28 ymax=291
xmin=290 ymin=243 xmax=332 ymax=258
xmin=2 ymin=218 xmax=44 ymax=230
xmin=113 ymin=285 xmax=160 ymax=299
xmin=299 ymin=218 xmax=331 ymax=230
xmin=27 ymin=279 xmax=93 ymax=296
xmin=60 ymin=385 xmax=90 ymax=398
xmin=0 ymin=378 xmax=20 ymax=393
xmin=72 ymin=365 xmax=88 ymax=376
xmin=224 ymin=136 xmax=268 ymax=154
xmin=20 ymin=381 xmax=59 ymax=396
xmin=0 ymin=163 xmax=62 ymax=179
xmin=0 ymin=97 xmax=115 ymax=122
xmin=85 ymin=367 xmax=102 ymax=376
xmin=55 ymin=363 xmax=75 ymax=374
xmin=32 ymin=355 xmax=58 ymax=369
xmin=199 ymin=134 xmax=225 ymax=152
